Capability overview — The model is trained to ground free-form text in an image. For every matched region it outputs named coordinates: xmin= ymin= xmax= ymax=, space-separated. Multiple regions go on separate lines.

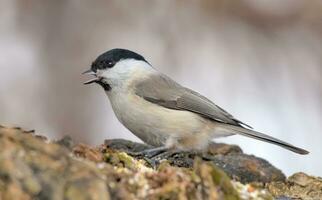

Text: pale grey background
xmin=0 ymin=0 xmax=321 ymax=176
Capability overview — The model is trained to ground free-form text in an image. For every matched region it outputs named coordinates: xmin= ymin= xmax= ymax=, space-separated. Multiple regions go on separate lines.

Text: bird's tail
xmin=218 ymin=124 xmax=309 ymax=155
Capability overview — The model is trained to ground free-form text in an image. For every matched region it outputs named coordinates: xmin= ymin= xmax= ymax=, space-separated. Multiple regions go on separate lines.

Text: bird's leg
xmin=128 ymin=146 xmax=169 ymax=158
xmin=153 ymin=148 xmax=209 ymax=160
xmin=152 ymin=149 xmax=178 ymax=159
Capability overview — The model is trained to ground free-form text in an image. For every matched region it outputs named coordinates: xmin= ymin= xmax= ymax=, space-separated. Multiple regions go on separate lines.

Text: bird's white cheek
xmin=97 ymin=70 xmax=117 ymax=85
xmin=97 ymin=70 xmax=109 ymax=79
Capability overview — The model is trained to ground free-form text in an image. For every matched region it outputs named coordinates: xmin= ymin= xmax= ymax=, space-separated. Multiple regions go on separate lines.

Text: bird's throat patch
xmin=97 ymin=82 xmax=111 ymax=91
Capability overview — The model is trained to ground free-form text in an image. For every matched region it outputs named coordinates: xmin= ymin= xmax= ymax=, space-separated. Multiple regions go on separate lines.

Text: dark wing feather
xmin=135 ymin=73 xmax=252 ymax=128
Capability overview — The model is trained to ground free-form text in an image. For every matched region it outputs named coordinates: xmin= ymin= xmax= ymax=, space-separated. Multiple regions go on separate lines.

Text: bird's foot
xmin=128 ymin=146 xmax=169 ymax=159
xmin=127 ymin=147 xmax=170 ymax=168
xmin=152 ymin=149 xmax=210 ymax=160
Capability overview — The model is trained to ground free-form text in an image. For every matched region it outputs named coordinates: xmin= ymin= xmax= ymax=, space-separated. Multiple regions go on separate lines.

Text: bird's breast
xmin=106 ymin=89 xmax=214 ymax=147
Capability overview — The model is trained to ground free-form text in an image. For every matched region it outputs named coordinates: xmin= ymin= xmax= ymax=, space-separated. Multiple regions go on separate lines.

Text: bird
xmin=82 ymin=48 xmax=309 ymax=156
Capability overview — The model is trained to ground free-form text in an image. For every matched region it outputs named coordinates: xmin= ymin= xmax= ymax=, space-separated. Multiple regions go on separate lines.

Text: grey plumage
xmin=135 ymin=73 xmax=309 ymax=155
xmin=135 ymin=73 xmax=251 ymax=127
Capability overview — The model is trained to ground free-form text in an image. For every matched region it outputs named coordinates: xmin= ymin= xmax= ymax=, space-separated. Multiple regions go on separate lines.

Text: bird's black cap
xmin=91 ymin=48 xmax=148 ymax=72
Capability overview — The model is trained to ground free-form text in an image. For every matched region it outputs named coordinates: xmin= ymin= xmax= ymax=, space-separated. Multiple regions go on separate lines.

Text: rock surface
xmin=266 ymin=172 xmax=322 ymax=199
xmin=104 ymin=139 xmax=285 ymax=183
xmin=0 ymin=125 xmax=319 ymax=200
xmin=0 ymin=126 xmax=110 ymax=200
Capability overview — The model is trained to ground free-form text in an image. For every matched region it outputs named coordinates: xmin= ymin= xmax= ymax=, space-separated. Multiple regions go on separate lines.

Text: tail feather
xmin=221 ymin=124 xmax=309 ymax=155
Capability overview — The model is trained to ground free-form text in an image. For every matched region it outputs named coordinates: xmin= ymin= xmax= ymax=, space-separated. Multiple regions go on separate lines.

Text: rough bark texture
xmin=104 ymin=139 xmax=285 ymax=183
xmin=0 ymin=125 xmax=320 ymax=200
xmin=266 ymin=172 xmax=322 ymax=199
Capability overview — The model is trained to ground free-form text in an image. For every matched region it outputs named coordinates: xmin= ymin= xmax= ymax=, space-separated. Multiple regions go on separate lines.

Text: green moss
xmin=194 ymin=158 xmax=240 ymax=200
xmin=103 ymin=151 xmax=148 ymax=171
xmin=157 ymin=160 xmax=171 ymax=171
xmin=210 ymin=166 xmax=240 ymax=200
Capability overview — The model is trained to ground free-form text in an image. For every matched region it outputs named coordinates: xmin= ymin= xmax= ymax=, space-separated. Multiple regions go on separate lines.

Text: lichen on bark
xmin=0 ymin=125 xmax=319 ymax=200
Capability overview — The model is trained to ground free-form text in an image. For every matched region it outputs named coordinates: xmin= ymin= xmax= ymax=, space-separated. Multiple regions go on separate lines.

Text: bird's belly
xmin=109 ymin=92 xmax=215 ymax=149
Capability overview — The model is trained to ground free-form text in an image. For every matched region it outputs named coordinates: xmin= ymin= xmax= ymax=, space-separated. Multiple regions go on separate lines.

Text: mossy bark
xmin=0 ymin=125 xmax=319 ymax=200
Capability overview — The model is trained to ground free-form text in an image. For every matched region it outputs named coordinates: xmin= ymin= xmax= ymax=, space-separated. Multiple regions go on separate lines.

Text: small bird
xmin=83 ymin=48 xmax=309 ymax=156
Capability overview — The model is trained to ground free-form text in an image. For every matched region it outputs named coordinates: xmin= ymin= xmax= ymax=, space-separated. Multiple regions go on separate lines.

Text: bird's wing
xmin=135 ymin=73 xmax=252 ymax=128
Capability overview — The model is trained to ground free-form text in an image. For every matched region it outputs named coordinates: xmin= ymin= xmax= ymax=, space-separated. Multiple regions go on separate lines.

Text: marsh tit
xmin=82 ymin=48 xmax=309 ymax=156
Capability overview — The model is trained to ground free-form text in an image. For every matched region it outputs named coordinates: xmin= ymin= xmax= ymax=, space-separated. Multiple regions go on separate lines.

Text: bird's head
xmin=83 ymin=48 xmax=150 ymax=91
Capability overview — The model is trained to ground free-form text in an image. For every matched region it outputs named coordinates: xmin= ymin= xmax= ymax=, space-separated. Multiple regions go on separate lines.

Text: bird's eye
xmin=96 ymin=60 xmax=115 ymax=70
xmin=106 ymin=61 xmax=114 ymax=68
xmin=102 ymin=60 xmax=114 ymax=68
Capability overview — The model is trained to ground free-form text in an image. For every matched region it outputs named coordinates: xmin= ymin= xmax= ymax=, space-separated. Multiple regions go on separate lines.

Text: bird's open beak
xmin=82 ymin=69 xmax=96 ymax=75
xmin=82 ymin=69 xmax=99 ymax=85
xmin=83 ymin=78 xmax=100 ymax=85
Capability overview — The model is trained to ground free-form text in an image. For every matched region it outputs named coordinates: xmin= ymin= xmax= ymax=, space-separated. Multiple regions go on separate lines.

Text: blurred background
xmin=0 ymin=0 xmax=321 ymax=176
